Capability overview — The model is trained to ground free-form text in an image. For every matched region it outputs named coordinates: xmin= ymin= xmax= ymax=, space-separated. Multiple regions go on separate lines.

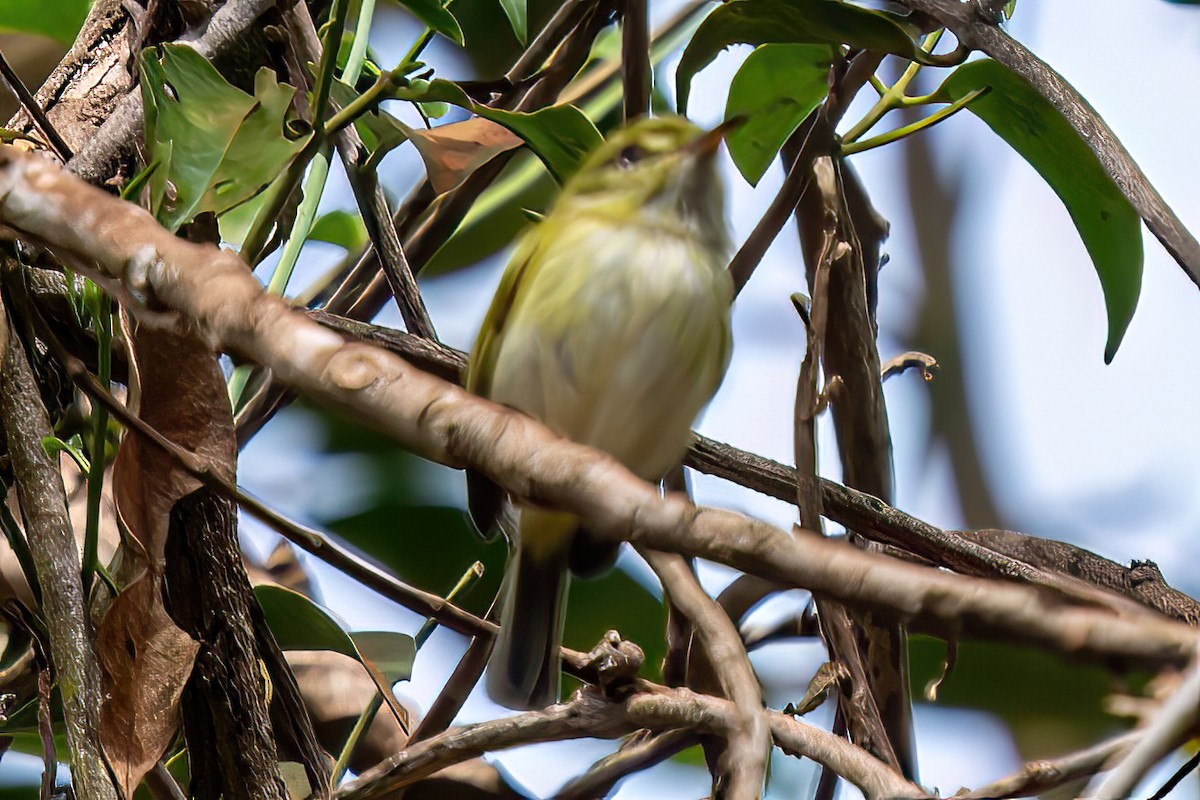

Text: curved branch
xmin=640 ymin=550 xmax=770 ymax=799
xmin=338 ymin=688 xmax=924 ymax=800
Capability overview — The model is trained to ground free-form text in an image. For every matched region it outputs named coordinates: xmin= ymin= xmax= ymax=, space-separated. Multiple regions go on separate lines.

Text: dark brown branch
xmin=901 ymin=0 xmax=1200 ymax=290
xmin=0 ymin=52 xmax=72 ymax=161
xmin=620 ymin=0 xmax=650 ymax=121
xmin=67 ymin=0 xmax=280 ymax=184
xmin=303 ymin=311 xmax=1200 ymax=626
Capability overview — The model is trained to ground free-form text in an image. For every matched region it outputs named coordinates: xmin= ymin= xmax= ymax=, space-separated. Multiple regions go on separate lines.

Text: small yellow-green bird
xmin=466 ymin=115 xmax=735 ymax=709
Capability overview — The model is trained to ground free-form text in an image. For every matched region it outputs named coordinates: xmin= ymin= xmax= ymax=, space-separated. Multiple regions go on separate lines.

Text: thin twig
xmin=640 ymin=550 xmax=770 ymax=800
xmin=963 ymin=731 xmax=1139 ymax=799
xmin=556 ymin=729 xmax=699 ymax=800
xmin=0 ymin=52 xmax=72 ymax=161
xmin=727 ymin=52 xmax=883 ymax=295
xmin=1086 ymin=644 xmax=1200 ymax=798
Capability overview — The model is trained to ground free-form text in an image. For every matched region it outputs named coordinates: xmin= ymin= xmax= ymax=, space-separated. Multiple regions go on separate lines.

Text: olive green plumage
xmin=466 ymin=116 xmax=734 ymax=709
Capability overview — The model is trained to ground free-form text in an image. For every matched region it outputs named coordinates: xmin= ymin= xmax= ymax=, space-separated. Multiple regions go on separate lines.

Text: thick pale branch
xmin=0 ymin=148 xmax=1196 ymax=675
xmin=305 ymin=310 xmax=1200 ymax=627
xmin=339 ymin=688 xmax=924 ymax=800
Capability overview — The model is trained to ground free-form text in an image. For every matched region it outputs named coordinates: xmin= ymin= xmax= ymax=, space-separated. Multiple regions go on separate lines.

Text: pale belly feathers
xmin=488 ymin=221 xmax=732 ymax=480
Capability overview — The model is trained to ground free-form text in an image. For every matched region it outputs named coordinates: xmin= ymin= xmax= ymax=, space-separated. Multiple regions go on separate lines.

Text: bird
xmin=465 ymin=115 xmax=735 ymax=709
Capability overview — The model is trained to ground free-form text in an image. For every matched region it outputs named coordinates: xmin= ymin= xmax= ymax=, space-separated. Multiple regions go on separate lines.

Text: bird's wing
xmin=464 ymin=230 xmax=542 ymax=539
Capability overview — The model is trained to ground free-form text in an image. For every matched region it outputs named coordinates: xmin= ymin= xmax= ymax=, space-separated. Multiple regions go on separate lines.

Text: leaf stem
xmin=841 ymin=29 xmax=946 ymax=144
xmin=82 ymin=292 xmax=111 ymax=597
xmin=840 ymin=86 xmax=987 ymax=156
xmin=415 ymin=561 xmax=485 ymax=649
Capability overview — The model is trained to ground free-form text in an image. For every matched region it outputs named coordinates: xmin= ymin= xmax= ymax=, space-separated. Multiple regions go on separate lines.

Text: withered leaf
xmin=405 ymin=117 xmax=523 ymax=195
xmin=97 ymin=574 xmax=199 ymax=799
xmin=112 ymin=317 xmax=236 ymax=567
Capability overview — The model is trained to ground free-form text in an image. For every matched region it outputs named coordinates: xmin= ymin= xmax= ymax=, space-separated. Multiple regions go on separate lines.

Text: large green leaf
xmin=930 ymin=59 xmax=1143 ymax=362
xmin=255 ymin=585 xmax=415 ymax=684
xmin=140 ymin=44 xmax=311 ymax=232
xmin=676 ymin=0 xmax=922 ymax=113
xmin=386 ymin=0 xmax=464 ymax=45
xmin=497 ymin=0 xmax=527 ymax=44
xmin=0 ymin=0 xmax=88 ymax=44
xmin=724 ymin=44 xmax=833 ymax=186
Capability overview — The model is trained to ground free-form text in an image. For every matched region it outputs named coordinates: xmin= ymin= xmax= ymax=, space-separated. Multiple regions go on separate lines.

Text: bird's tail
xmin=487 ymin=509 xmax=575 ymax=710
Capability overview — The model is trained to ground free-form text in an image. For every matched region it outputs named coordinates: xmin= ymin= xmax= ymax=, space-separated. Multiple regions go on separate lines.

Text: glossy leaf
xmin=255 ymin=584 xmax=416 ymax=724
xmin=308 ymin=209 xmax=369 ymax=251
xmin=255 ymin=585 xmax=415 ymax=685
xmin=140 ymin=44 xmax=311 ymax=232
xmin=498 ymin=0 xmax=527 ymax=44
xmin=388 ymin=0 xmax=465 ymax=45
xmin=724 ymin=44 xmax=833 ymax=186
xmin=0 ymin=0 xmax=88 ymax=44
xmin=931 ymin=59 xmax=1143 ymax=361
xmin=676 ymin=0 xmax=922 ymax=113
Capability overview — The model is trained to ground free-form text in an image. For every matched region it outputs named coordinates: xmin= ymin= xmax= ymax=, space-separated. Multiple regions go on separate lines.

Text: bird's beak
xmin=688 ymin=116 xmax=746 ymax=159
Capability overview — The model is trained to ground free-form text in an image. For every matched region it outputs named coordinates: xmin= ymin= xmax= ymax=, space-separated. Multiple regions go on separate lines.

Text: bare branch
xmin=964 ymin=731 xmax=1138 ymax=799
xmin=339 ymin=687 xmax=925 ymax=800
xmin=640 ymin=550 xmax=770 ymax=799
xmin=1086 ymin=646 xmax=1200 ymax=798
xmin=303 ymin=310 xmax=1200 ymax=626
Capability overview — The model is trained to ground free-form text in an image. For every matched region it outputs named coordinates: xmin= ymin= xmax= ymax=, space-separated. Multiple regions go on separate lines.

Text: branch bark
xmin=0 ymin=289 xmax=117 ymax=800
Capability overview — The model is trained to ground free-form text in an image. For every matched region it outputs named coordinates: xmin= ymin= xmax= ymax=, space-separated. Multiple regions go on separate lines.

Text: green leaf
xmin=930 ymin=59 xmax=1143 ymax=362
xmin=256 ymin=584 xmax=360 ymax=659
xmin=676 ymin=0 xmax=923 ymax=114
xmin=388 ymin=0 xmax=465 ymax=45
xmin=309 ymin=209 xmax=369 ymax=250
xmin=497 ymin=0 xmax=527 ymax=44
xmin=255 ymin=584 xmax=415 ymax=679
xmin=724 ymin=44 xmax=833 ymax=186
xmin=350 ymin=631 xmax=416 ymax=683
xmin=398 ymin=79 xmax=603 ymax=183
xmin=140 ymin=44 xmax=312 ymax=232
xmin=0 ymin=0 xmax=89 ymax=45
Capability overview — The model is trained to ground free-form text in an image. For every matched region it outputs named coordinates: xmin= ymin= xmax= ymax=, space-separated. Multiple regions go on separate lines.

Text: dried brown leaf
xmin=97 ymin=574 xmax=199 ymax=799
xmin=405 ymin=117 xmax=523 ymax=195
xmin=112 ymin=318 xmax=236 ymax=566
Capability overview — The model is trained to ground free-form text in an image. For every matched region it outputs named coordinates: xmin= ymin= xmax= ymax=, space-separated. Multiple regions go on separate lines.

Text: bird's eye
xmin=616 ymin=145 xmax=643 ymax=169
